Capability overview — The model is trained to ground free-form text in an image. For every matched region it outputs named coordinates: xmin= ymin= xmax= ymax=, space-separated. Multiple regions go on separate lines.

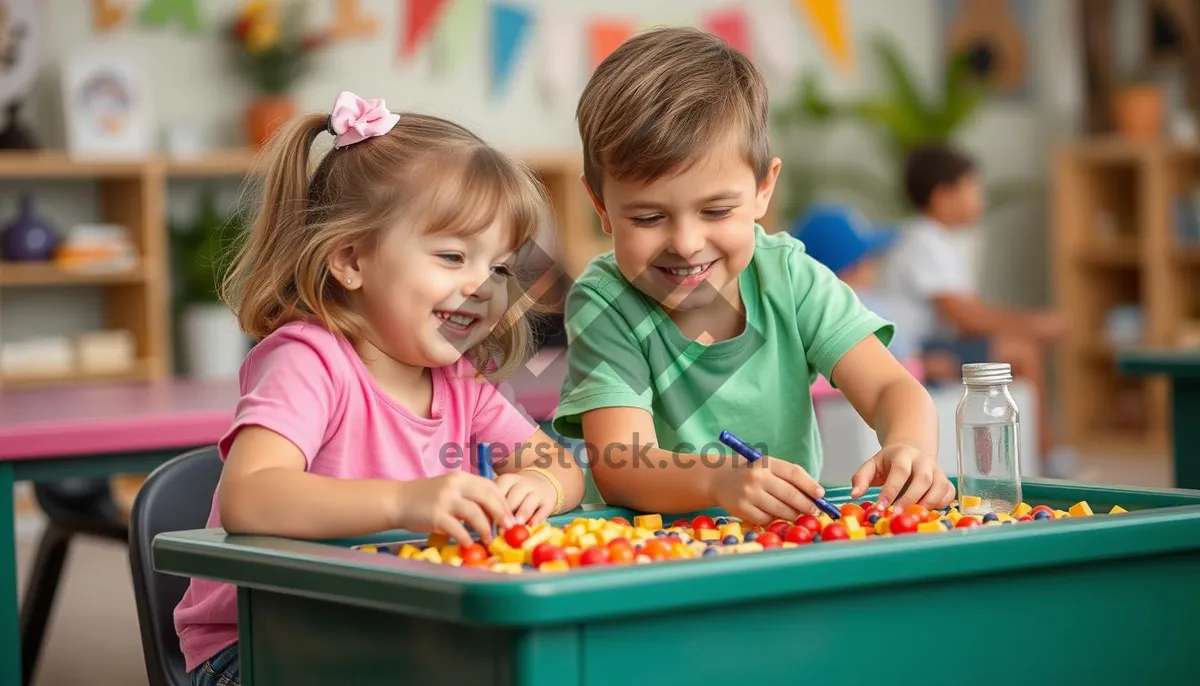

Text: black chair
xmin=128 ymin=447 xmax=223 ymax=686
xmin=20 ymin=478 xmax=129 ymax=685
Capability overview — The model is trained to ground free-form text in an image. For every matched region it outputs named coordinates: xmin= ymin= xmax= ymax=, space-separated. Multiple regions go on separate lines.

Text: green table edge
xmin=153 ymin=479 xmax=1200 ymax=628
xmin=1117 ymin=350 xmax=1200 ymax=378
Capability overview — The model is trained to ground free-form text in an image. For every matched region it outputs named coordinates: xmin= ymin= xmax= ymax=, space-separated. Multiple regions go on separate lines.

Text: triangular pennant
xmin=139 ymin=0 xmax=201 ymax=32
xmin=331 ymin=0 xmax=379 ymax=40
xmin=92 ymin=0 xmax=127 ymax=32
xmin=433 ymin=0 xmax=485 ymax=73
xmin=589 ymin=19 xmax=635 ymax=72
xmin=400 ymin=0 xmax=450 ymax=60
xmin=703 ymin=6 xmax=751 ymax=58
xmin=490 ymin=2 xmax=534 ymax=97
xmin=794 ymin=0 xmax=854 ymax=72
xmin=538 ymin=9 xmax=579 ymax=106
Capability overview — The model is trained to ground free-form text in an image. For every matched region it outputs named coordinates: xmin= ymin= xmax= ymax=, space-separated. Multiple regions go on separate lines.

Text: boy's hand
xmin=851 ymin=444 xmax=954 ymax=510
xmin=394 ymin=473 xmax=515 ymax=546
xmin=496 ymin=471 xmax=558 ymax=526
xmin=709 ymin=457 xmax=825 ymax=525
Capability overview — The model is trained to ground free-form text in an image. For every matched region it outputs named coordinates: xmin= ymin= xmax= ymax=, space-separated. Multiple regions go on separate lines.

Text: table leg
xmin=1173 ymin=379 xmax=1200 ymax=490
xmin=0 ymin=462 xmax=21 ymax=685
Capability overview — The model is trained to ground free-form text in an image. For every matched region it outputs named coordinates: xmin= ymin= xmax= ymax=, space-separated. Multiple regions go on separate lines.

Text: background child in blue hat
xmin=792 ymin=204 xmax=915 ymax=361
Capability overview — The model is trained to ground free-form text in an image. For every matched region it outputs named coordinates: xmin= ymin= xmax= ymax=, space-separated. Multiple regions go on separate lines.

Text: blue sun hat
xmin=790 ymin=203 xmax=898 ymax=274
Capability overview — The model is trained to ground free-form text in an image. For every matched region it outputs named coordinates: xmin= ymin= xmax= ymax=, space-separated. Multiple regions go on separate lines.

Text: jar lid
xmin=962 ymin=362 xmax=1013 ymax=386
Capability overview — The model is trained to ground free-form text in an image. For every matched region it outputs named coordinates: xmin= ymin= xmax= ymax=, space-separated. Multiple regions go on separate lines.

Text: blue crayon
xmin=718 ymin=430 xmax=842 ymax=520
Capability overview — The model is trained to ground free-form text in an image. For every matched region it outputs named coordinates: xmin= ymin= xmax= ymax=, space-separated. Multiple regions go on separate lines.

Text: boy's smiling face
xmin=587 ymin=132 xmax=781 ymax=316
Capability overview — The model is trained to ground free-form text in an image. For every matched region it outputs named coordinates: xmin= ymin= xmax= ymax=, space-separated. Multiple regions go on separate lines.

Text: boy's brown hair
xmin=576 ymin=26 xmax=772 ymax=197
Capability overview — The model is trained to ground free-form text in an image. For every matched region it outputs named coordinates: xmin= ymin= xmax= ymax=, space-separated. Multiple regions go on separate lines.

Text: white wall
xmin=3 ymin=0 xmax=1079 ymax=345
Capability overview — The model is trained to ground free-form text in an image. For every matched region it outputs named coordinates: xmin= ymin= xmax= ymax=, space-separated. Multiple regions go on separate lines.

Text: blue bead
xmin=706 ymin=539 xmax=719 ymax=546
xmin=743 ymin=531 xmax=759 ymax=542
xmin=715 ymin=517 xmax=729 ymax=525
xmin=867 ymin=513 xmax=880 ymax=524
xmin=941 ymin=520 xmax=954 ymax=530
xmin=812 ymin=534 xmax=822 ymax=543
xmin=983 ymin=512 xmax=999 ymax=522
xmin=523 ymin=564 xmax=536 ymax=570
xmin=378 ymin=548 xmax=392 ymax=554
xmin=702 ymin=547 xmax=719 ymax=557
xmin=722 ymin=535 xmax=739 ymax=545
xmin=654 ymin=530 xmax=667 ymax=537
xmin=1034 ymin=511 xmax=1051 ymax=520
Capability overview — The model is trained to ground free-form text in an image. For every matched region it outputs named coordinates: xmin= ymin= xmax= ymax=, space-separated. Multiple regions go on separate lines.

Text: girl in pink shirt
xmin=174 ymin=91 xmax=585 ymax=686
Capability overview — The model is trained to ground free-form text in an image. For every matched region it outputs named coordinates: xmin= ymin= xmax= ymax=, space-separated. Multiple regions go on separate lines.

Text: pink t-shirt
xmin=173 ymin=321 xmax=539 ymax=672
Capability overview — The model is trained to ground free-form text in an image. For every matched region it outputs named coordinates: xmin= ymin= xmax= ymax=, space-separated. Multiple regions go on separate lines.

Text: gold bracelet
xmin=521 ymin=467 xmax=565 ymax=515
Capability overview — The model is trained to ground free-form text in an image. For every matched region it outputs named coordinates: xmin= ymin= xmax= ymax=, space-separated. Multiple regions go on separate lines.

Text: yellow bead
xmin=1012 ymin=503 xmax=1032 ymax=518
xmin=634 ymin=514 xmax=663 ymax=530
xmin=416 ymin=547 xmax=442 ymax=564
xmin=398 ymin=544 xmax=421 ymax=559
xmin=917 ymin=522 xmax=942 ymax=533
xmin=1069 ymin=501 xmax=1094 ymax=517
xmin=847 ymin=529 xmax=867 ymax=539
xmin=961 ymin=495 xmax=982 ymax=509
xmin=1109 ymin=505 xmax=1127 ymax=514
xmin=538 ymin=560 xmax=570 ymax=572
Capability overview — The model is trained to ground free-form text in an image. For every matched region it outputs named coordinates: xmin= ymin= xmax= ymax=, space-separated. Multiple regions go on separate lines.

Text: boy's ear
xmin=328 ymin=242 xmax=363 ymax=290
xmin=581 ymin=173 xmax=614 ymax=235
xmin=754 ymin=157 xmax=783 ymax=221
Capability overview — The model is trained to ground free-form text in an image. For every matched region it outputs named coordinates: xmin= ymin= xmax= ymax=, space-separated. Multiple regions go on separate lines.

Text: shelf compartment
xmin=0 ymin=261 xmax=148 ymax=286
xmin=0 ymin=356 xmax=157 ymax=389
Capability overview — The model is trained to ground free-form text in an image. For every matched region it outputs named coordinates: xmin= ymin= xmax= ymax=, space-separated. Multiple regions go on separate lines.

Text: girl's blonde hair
xmin=220 ymin=110 xmax=552 ymax=380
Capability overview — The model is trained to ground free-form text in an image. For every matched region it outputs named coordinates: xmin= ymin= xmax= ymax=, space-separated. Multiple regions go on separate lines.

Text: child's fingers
xmin=470 ymin=479 xmax=516 ymax=529
xmin=728 ymin=500 xmax=773 ymax=527
xmin=771 ymin=460 xmax=825 ymax=500
xmin=849 ymin=458 xmax=880 ymax=499
xmin=434 ymin=515 xmax=475 ymax=548
xmin=876 ymin=453 xmax=913 ymax=512
xmin=452 ymin=500 xmax=494 ymax=545
xmin=745 ymin=485 xmax=804 ymax=523
xmin=895 ymin=464 xmax=934 ymax=508
xmin=512 ymin=488 xmax=541 ymax=525
xmin=761 ymin=474 xmax=818 ymax=517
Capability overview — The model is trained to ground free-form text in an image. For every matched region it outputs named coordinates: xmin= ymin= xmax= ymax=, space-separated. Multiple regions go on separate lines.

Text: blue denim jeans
xmin=190 ymin=642 xmax=240 ymax=686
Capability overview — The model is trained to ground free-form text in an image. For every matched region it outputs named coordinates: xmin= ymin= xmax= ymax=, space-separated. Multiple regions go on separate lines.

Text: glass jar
xmin=956 ymin=363 xmax=1023 ymax=515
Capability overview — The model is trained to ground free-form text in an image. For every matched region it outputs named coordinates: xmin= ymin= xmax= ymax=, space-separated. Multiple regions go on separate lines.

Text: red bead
xmin=794 ymin=514 xmax=822 ymax=536
xmin=672 ymin=519 xmax=691 ymax=529
xmin=504 ymin=525 xmax=530 ymax=547
xmin=784 ymin=525 xmax=813 ymax=544
xmin=691 ymin=515 xmax=717 ymax=531
xmin=579 ymin=546 xmax=611 ymax=566
xmin=460 ymin=543 xmax=489 ymax=566
xmin=531 ymin=543 xmax=565 ymax=567
xmin=767 ymin=521 xmax=791 ymax=539
xmin=756 ymin=531 xmax=783 ymax=548
xmin=1018 ymin=515 xmax=1033 ymax=522
xmin=1030 ymin=505 xmax=1055 ymax=518
xmin=821 ymin=523 xmax=849 ymax=541
xmin=889 ymin=513 xmax=920 ymax=535
xmin=955 ymin=516 xmax=980 ymax=528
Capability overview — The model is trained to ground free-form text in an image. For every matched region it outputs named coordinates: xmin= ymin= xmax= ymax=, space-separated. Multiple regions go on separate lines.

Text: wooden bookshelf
xmin=1053 ymin=138 xmax=1200 ymax=457
xmin=0 ymin=148 xmax=598 ymax=389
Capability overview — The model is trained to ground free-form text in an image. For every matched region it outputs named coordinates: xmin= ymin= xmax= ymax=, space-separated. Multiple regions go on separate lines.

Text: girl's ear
xmin=328 ymin=243 xmax=363 ymax=290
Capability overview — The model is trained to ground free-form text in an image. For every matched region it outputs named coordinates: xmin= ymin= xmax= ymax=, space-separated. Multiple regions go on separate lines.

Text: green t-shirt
xmin=552 ymin=225 xmax=893 ymax=479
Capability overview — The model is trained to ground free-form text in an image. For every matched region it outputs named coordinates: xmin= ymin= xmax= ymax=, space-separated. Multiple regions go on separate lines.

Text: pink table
xmin=0 ymin=351 xmax=567 ymax=684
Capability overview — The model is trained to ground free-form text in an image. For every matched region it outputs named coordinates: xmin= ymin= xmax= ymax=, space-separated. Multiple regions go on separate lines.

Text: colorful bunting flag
xmin=703 ymin=7 xmax=751 ymax=58
xmin=490 ymin=2 xmax=534 ymax=97
xmin=433 ymin=0 xmax=485 ymax=72
xmin=400 ymin=0 xmax=450 ymax=60
xmin=331 ymin=0 xmax=380 ymax=40
xmin=588 ymin=19 xmax=635 ymax=72
xmin=92 ymin=0 xmax=127 ymax=33
xmin=138 ymin=0 xmax=201 ymax=33
xmin=538 ymin=9 xmax=579 ymax=106
xmin=794 ymin=0 xmax=854 ymax=72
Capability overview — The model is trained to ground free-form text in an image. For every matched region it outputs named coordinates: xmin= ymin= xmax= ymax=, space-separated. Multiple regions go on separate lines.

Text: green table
xmin=154 ymin=479 xmax=1200 ymax=686
xmin=1119 ymin=348 xmax=1200 ymax=489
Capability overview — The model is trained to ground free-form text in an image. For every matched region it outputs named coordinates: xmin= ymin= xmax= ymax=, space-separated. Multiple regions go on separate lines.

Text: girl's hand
xmin=851 ymin=444 xmax=955 ymax=510
xmin=394 ymin=473 xmax=515 ymax=546
xmin=708 ymin=457 xmax=825 ymax=525
xmin=496 ymin=471 xmax=558 ymax=526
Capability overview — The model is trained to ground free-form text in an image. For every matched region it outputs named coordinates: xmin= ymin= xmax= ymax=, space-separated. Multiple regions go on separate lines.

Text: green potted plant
xmin=171 ymin=191 xmax=248 ymax=379
xmin=226 ymin=0 xmax=329 ymax=147
xmin=771 ymin=34 xmax=1028 ymax=225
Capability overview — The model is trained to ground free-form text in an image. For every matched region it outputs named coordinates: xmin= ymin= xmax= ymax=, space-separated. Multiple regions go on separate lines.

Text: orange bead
xmin=640 ymin=539 xmax=671 ymax=561
xmin=839 ymin=503 xmax=865 ymax=523
xmin=903 ymin=504 xmax=928 ymax=518
xmin=608 ymin=542 xmax=635 ymax=565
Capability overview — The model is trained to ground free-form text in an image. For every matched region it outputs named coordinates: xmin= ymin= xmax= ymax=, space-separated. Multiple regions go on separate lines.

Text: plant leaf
xmin=869 ymin=36 xmax=931 ymax=135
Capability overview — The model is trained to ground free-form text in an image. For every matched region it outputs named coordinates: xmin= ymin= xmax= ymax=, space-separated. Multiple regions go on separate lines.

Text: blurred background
xmin=0 ymin=0 xmax=1197 ymax=683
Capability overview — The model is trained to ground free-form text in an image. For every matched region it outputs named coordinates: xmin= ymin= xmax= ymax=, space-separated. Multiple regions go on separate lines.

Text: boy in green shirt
xmin=552 ymin=27 xmax=951 ymax=523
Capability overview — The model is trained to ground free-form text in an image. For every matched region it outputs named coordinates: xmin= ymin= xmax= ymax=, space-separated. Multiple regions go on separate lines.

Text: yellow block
xmin=441 ymin=545 xmax=459 ymax=559
xmin=847 ymin=529 xmax=867 ymax=539
xmin=447 ymin=557 xmax=463 ymax=567
xmin=635 ymin=554 xmax=652 ymax=564
xmin=842 ymin=517 xmax=861 ymax=533
xmin=782 ymin=541 xmax=797 ymax=548
xmin=548 ymin=530 xmax=566 ymax=546
xmin=501 ymin=548 xmax=525 ymax=564
xmin=359 ymin=545 xmax=377 ymax=554
xmin=698 ymin=529 xmax=721 ymax=541
xmin=487 ymin=538 xmax=511 ymax=556
xmin=719 ymin=523 xmax=743 ymax=539
xmin=490 ymin=562 xmax=523 ymax=574
xmin=521 ymin=527 xmax=554 ymax=550
xmin=735 ymin=542 xmax=765 ymax=554
xmin=961 ymin=495 xmax=982 ymax=509
xmin=917 ymin=522 xmax=942 ymax=533
xmin=874 ymin=518 xmax=890 ymax=535
xmin=577 ymin=533 xmax=599 ymax=549
xmin=1012 ymin=503 xmax=1032 ymax=518
xmin=587 ymin=519 xmax=606 ymax=533
xmin=538 ymin=560 xmax=570 ymax=572
xmin=1069 ymin=501 xmax=1094 ymax=517
xmin=565 ymin=523 xmax=588 ymax=541
xmin=416 ymin=547 xmax=442 ymax=564
xmin=634 ymin=514 xmax=663 ymax=530
xmin=1110 ymin=505 xmax=1128 ymax=514
xmin=1054 ymin=510 xmax=1069 ymax=518
xmin=398 ymin=544 xmax=421 ymax=559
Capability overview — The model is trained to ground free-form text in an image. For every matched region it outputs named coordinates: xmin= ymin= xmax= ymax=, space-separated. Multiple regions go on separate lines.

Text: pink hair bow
xmin=327 ymin=90 xmax=401 ymax=148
